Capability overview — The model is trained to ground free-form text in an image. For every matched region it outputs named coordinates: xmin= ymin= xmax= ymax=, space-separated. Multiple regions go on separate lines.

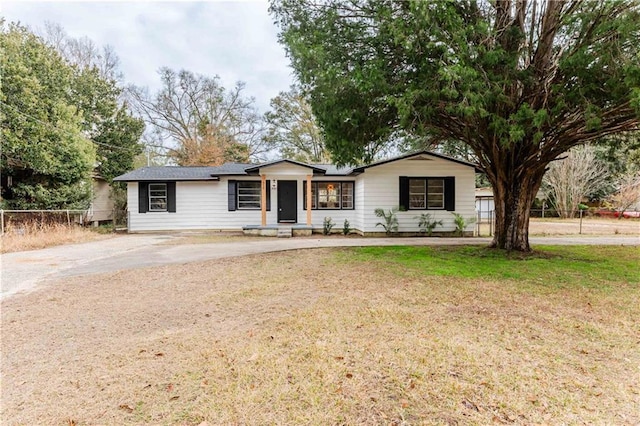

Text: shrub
xmin=374 ymin=207 xmax=399 ymax=236
xmin=323 ymin=217 xmax=335 ymax=235
xmin=342 ymin=219 xmax=351 ymax=235
xmin=451 ymin=212 xmax=476 ymax=237
xmin=414 ymin=213 xmax=443 ymax=236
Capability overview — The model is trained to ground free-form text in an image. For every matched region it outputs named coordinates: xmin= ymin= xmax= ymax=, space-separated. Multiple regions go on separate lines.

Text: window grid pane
xmin=409 ymin=179 xmax=426 ymax=209
xmin=238 ymin=182 xmax=262 ymax=209
xmin=318 ymin=182 xmax=341 ymax=209
xmin=149 ymin=183 xmax=167 ymax=211
xmin=312 ymin=183 xmax=317 ymax=209
xmin=427 ymin=179 xmax=444 ymax=208
xmin=341 ymin=182 xmax=354 ymax=209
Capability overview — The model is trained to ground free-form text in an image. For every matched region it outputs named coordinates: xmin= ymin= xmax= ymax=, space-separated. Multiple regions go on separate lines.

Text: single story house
xmin=113 ymin=151 xmax=480 ymax=236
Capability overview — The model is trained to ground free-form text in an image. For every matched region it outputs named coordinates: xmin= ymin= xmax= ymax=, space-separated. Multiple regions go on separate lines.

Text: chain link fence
xmin=477 ymin=208 xmax=639 ymax=237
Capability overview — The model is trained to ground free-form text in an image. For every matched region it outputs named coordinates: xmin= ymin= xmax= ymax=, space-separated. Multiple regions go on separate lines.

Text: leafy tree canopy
xmin=1 ymin=22 xmax=95 ymax=209
xmin=272 ymin=0 xmax=640 ymax=250
xmin=41 ymin=23 xmax=145 ymax=183
xmin=1 ymin=22 xmax=144 ymax=209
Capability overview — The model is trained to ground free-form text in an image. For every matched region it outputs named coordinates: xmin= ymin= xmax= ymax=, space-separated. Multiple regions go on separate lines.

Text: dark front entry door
xmin=277 ymin=180 xmax=297 ymax=223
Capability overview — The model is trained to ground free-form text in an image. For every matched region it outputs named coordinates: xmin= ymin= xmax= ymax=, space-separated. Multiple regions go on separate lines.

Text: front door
xmin=277 ymin=180 xmax=297 ymax=223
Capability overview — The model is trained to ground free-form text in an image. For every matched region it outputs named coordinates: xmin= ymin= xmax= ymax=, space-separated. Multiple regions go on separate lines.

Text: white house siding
xmin=128 ymin=179 xmax=266 ymax=232
xmin=359 ymin=157 xmax=476 ymax=233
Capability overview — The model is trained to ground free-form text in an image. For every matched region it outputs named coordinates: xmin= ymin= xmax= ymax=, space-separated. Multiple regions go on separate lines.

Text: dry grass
xmin=477 ymin=217 xmax=640 ymax=236
xmin=0 ymin=223 xmax=110 ymax=254
xmin=1 ymin=248 xmax=639 ymax=425
xmin=529 ymin=217 xmax=640 ymax=235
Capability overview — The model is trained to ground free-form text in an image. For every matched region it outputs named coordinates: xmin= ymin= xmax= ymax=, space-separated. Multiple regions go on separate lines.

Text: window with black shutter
xmin=138 ymin=181 xmax=176 ymax=213
xmin=399 ymin=177 xmax=455 ymax=211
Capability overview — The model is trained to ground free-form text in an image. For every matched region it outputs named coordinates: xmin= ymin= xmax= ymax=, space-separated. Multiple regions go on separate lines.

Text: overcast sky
xmin=1 ymin=0 xmax=295 ymax=113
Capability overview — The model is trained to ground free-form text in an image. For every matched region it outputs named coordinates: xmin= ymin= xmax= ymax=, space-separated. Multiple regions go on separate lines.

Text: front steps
xmin=242 ymin=224 xmax=313 ymax=237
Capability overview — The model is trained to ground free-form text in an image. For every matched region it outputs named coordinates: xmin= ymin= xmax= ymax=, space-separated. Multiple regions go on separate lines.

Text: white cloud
xmin=1 ymin=1 xmax=294 ymax=112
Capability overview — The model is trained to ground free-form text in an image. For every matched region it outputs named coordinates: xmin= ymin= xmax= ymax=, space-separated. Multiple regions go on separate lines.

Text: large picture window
xmin=400 ymin=177 xmax=454 ymax=211
xmin=237 ymin=181 xmax=262 ymax=209
xmin=304 ymin=181 xmax=354 ymax=210
xmin=149 ymin=183 xmax=168 ymax=211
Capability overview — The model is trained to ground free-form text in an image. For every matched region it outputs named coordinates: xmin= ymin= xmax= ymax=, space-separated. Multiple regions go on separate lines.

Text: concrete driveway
xmin=1 ymin=233 xmax=638 ymax=300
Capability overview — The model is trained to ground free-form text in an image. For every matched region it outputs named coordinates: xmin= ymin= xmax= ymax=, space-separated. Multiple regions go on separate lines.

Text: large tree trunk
xmin=486 ymin=160 xmax=546 ymax=252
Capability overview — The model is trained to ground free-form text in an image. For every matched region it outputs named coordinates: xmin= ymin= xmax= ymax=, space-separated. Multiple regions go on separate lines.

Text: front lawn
xmin=1 ymin=246 xmax=638 ymax=425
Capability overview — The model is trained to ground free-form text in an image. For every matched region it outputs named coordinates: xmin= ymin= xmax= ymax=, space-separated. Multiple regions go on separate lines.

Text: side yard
xmin=1 ymin=246 xmax=638 ymax=425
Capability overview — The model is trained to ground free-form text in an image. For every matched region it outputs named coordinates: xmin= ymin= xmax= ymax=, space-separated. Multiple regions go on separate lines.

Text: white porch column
xmin=261 ymin=174 xmax=267 ymax=226
xmin=306 ymin=174 xmax=312 ymax=225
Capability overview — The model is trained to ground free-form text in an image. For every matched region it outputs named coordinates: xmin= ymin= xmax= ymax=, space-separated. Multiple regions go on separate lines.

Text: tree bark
xmin=487 ymin=162 xmax=546 ymax=252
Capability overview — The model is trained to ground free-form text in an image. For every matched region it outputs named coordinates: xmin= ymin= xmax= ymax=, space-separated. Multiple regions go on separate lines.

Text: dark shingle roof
xmin=113 ymin=165 xmax=250 ymax=182
xmin=114 ymin=151 xmax=480 ymax=182
xmin=311 ymin=164 xmax=353 ymax=175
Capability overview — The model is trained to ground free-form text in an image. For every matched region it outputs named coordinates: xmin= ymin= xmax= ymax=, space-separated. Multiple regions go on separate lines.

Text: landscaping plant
xmin=322 ymin=217 xmax=335 ymax=235
xmin=374 ymin=207 xmax=399 ymax=236
xmin=414 ymin=213 xmax=443 ymax=236
xmin=451 ymin=212 xmax=476 ymax=237
xmin=342 ymin=219 xmax=351 ymax=235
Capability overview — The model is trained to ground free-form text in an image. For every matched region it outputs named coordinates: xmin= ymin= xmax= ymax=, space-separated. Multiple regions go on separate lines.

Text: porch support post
xmin=306 ymin=174 xmax=312 ymax=225
xmin=261 ymin=174 xmax=267 ymax=226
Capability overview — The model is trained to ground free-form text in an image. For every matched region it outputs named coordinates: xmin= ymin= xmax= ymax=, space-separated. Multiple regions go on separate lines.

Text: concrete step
xmin=277 ymin=227 xmax=292 ymax=238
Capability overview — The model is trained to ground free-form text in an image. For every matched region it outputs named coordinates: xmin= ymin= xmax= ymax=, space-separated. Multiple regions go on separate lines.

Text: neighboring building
xmin=87 ymin=176 xmax=114 ymax=225
xmin=114 ymin=151 xmax=480 ymax=236
xmin=475 ymin=187 xmax=495 ymax=221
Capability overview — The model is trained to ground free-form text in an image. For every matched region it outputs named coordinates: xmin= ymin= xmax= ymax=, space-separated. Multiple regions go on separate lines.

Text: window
xmin=400 ymin=177 xmax=453 ymax=211
xmin=304 ymin=181 xmax=354 ymax=210
xmin=237 ymin=181 xmax=262 ymax=209
xmin=227 ymin=180 xmax=270 ymax=211
xmin=408 ymin=178 xmax=444 ymax=210
xmin=139 ymin=182 xmax=176 ymax=213
xmin=149 ymin=183 xmax=167 ymax=211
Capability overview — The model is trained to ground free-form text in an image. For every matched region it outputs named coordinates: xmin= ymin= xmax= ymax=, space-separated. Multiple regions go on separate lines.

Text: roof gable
xmin=352 ymin=150 xmax=481 ymax=173
xmin=244 ymin=159 xmax=326 ymax=174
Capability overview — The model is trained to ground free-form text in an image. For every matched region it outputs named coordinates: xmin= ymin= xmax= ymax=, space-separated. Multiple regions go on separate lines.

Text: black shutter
xmin=228 ymin=180 xmax=236 ymax=211
xmin=444 ymin=177 xmax=455 ymax=211
xmin=138 ymin=182 xmax=148 ymax=213
xmin=266 ymin=180 xmax=271 ymax=211
xmin=399 ymin=177 xmax=409 ymax=211
xmin=167 ymin=182 xmax=176 ymax=213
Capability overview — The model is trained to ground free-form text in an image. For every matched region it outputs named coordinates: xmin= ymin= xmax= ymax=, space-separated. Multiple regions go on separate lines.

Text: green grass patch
xmin=346 ymin=245 xmax=640 ymax=288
